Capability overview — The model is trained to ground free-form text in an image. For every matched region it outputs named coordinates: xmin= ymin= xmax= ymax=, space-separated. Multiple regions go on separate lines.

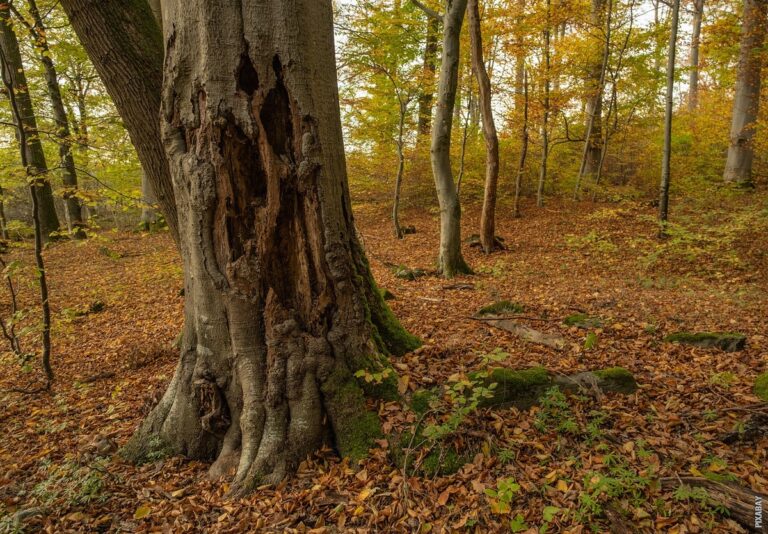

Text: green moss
xmin=664 ymin=332 xmax=746 ymax=352
xmin=366 ymin=280 xmax=422 ymax=357
xmin=352 ymin=352 xmax=399 ymax=401
xmin=392 ymin=265 xmax=427 ymax=280
xmin=410 ymin=389 xmax=437 ymax=415
xmin=477 ymin=300 xmax=525 ymax=316
xmin=754 ymin=373 xmax=768 ymax=401
xmin=563 ymin=313 xmax=603 ymax=328
xmin=321 ymin=369 xmax=382 ymax=463
xmin=478 ymin=367 xmax=553 ymax=409
xmin=120 ymin=432 xmax=174 ymax=465
xmin=391 ymin=430 xmax=467 ymax=477
xmin=379 ymin=288 xmax=396 ymax=301
xmin=421 ymin=447 xmax=465 ymax=477
xmin=592 ymin=367 xmax=638 ymax=394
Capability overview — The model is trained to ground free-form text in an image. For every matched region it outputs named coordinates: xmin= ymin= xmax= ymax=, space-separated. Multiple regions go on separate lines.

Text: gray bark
xmin=469 ymin=0 xmax=500 ymax=254
xmin=140 ymin=172 xmax=158 ymax=230
xmin=537 ymin=0 xmax=551 ymax=208
xmin=431 ymin=0 xmax=471 ymax=277
xmin=659 ymin=0 xmax=681 ymax=228
xmin=393 ymin=99 xmax=407 ymax=238
xmin=687 ymin=0 xmax=704 ymax=112
xmin=59 ymin=0 xmax=179 ymax=243
xmin=722 ymin=0 xmax=766 ymax=186
xmin=0 ymin=3 xmax=60 ymax=240
xmin=583 ymin=0 xmax=606 ymax=178
xmin=513 ymin=69 xmax=528 ymax=218
xmin=122 ymin=0 xmax=419 ymax=490
xmin=417 ymin=17 xmax=438 ymax=139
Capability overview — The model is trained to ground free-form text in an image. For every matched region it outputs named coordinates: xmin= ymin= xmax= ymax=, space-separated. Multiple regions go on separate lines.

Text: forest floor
xmin=1 ymin=193 xmax=767 ymax=533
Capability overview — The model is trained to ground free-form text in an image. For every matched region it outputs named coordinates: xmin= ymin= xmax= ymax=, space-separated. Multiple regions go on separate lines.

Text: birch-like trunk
xmin=119 ymin=0 xmax=419 ymax=490
xmin=659 ymin=0 xmax=681 ymax=229
xmin=468 ymin=0 xmax=500 ymax=254
xmin=431 ymin=0 xmax=471 ymax=277
xmin=687 ymin=0 xmax=704 ymax=112
xmin=722 ymin=0 xmax=766 ymax=186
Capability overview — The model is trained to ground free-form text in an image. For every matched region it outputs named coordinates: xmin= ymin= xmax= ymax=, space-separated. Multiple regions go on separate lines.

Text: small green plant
xmin=672 ymin=485 xmax=730 ymax=518
xmin=565 ymin=231 xmax=618 ymax=254
xmin=509 ymin=514 xmax=529 ymax=532
xmin=32 ymin=457 xmax=108 ymax=506
xmin=576 ymin=457 xmax=654 ymax=523
xmin=709 ymin=371 xmax=737 ymax=389
xmin=534 ymin=387 xmax=578 ymax=435
xmin=583 ymin=332 xmax=598 ymax=350
xmin=484 ymin=477 xmax=521 ymax=514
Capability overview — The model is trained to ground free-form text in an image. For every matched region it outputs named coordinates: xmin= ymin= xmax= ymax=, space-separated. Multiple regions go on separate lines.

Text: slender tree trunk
xmin=119 ymin=0 xmax=419 ymax=490
xmin=19 ymin=0 xmax=85 ymax=238
xmin=59 ymin=0 xmax=179 ymax=243
xmin=514 ymin=0 xmax=526 ymax=113
xmin=0 ymin=4 xmax=60 ymax=240
xmin=575 ymin=0 xmax=612 ymax=199
xmin=431 ymin=0 xmax=471 ymax=277
xmin=659 ymin=0 xmax=681 ymax=231
xmin=513 ymin=69 xmax=529 ymax=218
xmin=141 ymin=172 xmax=158 ymax=230
xmin=393 ymin=99 xmax=407 ymax=238
xmin=688 ymin=0 xmax=704 ymax=112
xmin=0 ymin=185 xmax=8 ymax=239
xmin=469 ymin=0 xmax=500 ymax=254
xmin=583 ymin=0 xmax=607 ymax=179
xmin=417 ymin=17 xmax=439 ymax=139
xmin=456 ymin=88 xmax=472 ymax=197
xmin=537 ymin=0 xmax=551 ymax=208
xmin=722 ymin=0 xmax=766 ymax=186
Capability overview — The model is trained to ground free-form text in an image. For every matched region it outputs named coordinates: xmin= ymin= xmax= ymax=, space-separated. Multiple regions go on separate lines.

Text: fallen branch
xmin=475 ymin=315 xmax=566 ymax=350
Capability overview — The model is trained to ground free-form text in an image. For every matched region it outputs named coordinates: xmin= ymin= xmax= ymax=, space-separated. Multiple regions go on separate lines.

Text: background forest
xmin=0 ymin=0 xmax=767 ymax=532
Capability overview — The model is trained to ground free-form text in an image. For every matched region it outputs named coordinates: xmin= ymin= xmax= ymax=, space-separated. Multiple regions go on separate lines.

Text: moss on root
xmin=352 ymin=352 xmax=399 ymax=401
xmin=754 ymin=373 xmax=768 ymax=401
xmin=563 ymin=313 xmax=603 ymax=328
xmin=120 ymin=432 xmax=174 ymax=465
xmin=410 ymin=389 xmax=437 ymax=415
xmin=592 ymin=367 xmax=638 ymax=394
xmin=477 ymin=301 xmax=525 ymax=316
xmin=478 ymin=366 xmax=552 ymax=409
xmin=664 ymin=332 xmax=747 ymax=352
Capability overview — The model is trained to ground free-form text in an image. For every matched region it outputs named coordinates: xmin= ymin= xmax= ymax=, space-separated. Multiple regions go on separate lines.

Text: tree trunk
xmin=59 ymin=0 xmax=179 ymax=243
xmin=537 ymin=0 xmax=551 ymax=208
xmin=582 ymin=0 xmax=606 ymax=179
xmin=513 ymin=0 xmax=526 ymax=113
xmin=121 ymin=0 xmax=419 ymax=490
xmin=20 ymin=0 xmax=85 ymax=238
xmin=659 ymin=0 xmax=681 ymax=230
xmin=431 ymin=0 xmax=471 ymax=277
xmin=469 ymin=0 xmax=500 ymax=254
xmin=393 ymin=99 xmax=407 ymax=239
xmin=140 ymin=172 xmax=158 ymax=231
xmin=513 ymin=69 xmax=529 ymax=218
xmin=417 ymin=17 xmax=439 ymax=139
xmin=0 ymin=4 xmax=60 ymax=240
xmin=722 ymin=0 xmax=766 ymax=186
xmin=0 ymin=185 xmax=8 ymax=239
xmin=687 ymin=0 xmax=704 ymax=112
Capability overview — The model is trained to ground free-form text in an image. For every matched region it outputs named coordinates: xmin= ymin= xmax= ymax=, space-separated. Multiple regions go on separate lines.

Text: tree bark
xmin=583 ymin=0 xmax=606 ymax=178
xmin=722 ymin=0 xmax=766 ymax=186
xmin=18 ymin=0 xmax=85 ymax=238
xmin=121 ymin=0 xmax=419 ymax=490
xmin=659 ymin=0 xmax=681 ymax=230
xmin=537 ymin=0 xmax=551 ymax=208
xmin=417 ymin=17 xmax=439 ymax=139
xmin=59 ymin=0 xmax=179 ymax=243
xmin=513 ymin=69 xmax=529 ymax=218
xmin=0 ymin=4 xmax=60 ymax=240
xmin=468 ymin=0 xmax=500 ymax=254
xmin=140 ymin=172 xmax=158 ymax=231
xmin=393 ymin=99 xmax=407 ymax=238
xmin=431 ymin=0 xmax=471 ymax=277
xmin=687 ymin=0 xmax=704 ymax=112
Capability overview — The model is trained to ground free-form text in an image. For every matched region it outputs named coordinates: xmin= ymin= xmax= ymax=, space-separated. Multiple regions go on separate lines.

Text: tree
xmin=722 ymin=0 xmax=766 ymax=186
xmin=537 ymin=0 xmax=552 ymax=208
xmin=582 ymin=0 xmax=607 ymax=179
xmin=66 ymin=0 xmax=420 ymax=489
xmin=659 ymin=0 xmax=681 ymax=231
xmin=468 ymin=0 xmax=501 ymax=254
xmin=59 ymin=0 xmax=179 ymax=243
xmin=0 ymin=3 xmax=60 ymax=240
xmin=687 ymin=0 xmax=704 ymax=112
xmin=417 ymin=17 xmax=439 ymax=140
xmin=12 ymin=0 xmax=86 ymax=238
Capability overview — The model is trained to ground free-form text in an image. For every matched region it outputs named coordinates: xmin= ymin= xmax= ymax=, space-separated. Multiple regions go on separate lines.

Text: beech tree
xmin=0 ymin=3 xmax=60 ymax=240
xmin=659 ymin=0 xmax=681 ymax=230
xmin=468 ymin=0 xmax=501 ymax=254
xmin=687 ymin=0 xmax=704 ymax=112
xmin=64 ymin=0 xmax=419 ymax=489
xmin=722 ymin=0 xmax=766 ymax=186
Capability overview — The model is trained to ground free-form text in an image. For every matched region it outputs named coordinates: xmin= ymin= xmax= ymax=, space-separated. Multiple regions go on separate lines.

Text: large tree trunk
xmin=469 ymin=0 xmax=500 ymax=255
xmin=417 ymin=17 xmax=439 ymax=139
xmin=582 ymin=0 xmax=606 ymax=178
xmin=59 ymin=0 xmax=179 ymax=243
xmin=722 ymin=0 xmax=766 ymax=186
xmin=431 ymin=0 xmax=471 ymax=277
xmin=121 ymin=0 xmax=419 ymax=490
xmin=20 ymin=0 xmax=85 ymax=238
xmin=687 ymin=0 xmax=704 ymax=112
xmin=659 ymin=0 xmax=681 ymax=229
xmin=0 ymin=4 xmax=60 ymax=240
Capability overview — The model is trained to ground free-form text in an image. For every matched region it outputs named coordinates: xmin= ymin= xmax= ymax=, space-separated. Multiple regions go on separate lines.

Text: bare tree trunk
xmin=140 ymin=172 xmax=158 ymax=231
xmin=582 ymin=0 xmax=607 ymax=178
xmin=431 ymin=0 xmax=471 ymax=277
xmin=469 ymin=0 xmax=500 ymax=254
xmin=417 ymin=17 xmax=439 ymax=140
xmin=687 ymin=0 xmax=704 ymax=112
xmin=393 ymin=99 xmax=407 ymax=238
xmin=59 ymin=0 xmax=179 ymax=243
xmin=537 ymin=0 xmax=551 ymax=208
xmin=16 ymin=0 xmax=86 ymax=238
xmin=659 ymin=0 xmax=681 ymax=231
xmin=0 ymin=186 xmax=8 ymax=239
xmin=0 ymin=4 xmax=60 ymax=240
xmin=119 ymin=0 xmax=419 ymax=490
xmin=513 ymin=69 xmax=529 ymax=218
xmin=514 ymin=0 xmax=526 ymax=113
xmin=723 ymin=0 xmax=766 ymax=186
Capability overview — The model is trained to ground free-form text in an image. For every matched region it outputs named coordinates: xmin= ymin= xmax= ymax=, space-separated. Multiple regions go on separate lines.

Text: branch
xmin=410 ymin=0 xmax=442 ymax=21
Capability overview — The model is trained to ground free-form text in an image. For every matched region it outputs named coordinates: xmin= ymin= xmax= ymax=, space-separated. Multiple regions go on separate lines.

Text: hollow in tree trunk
xmin=431 ymin=0 xmax=471 ymax=277
xmin=722 ymin=0 xmax=766 ymax=187
xmin=122 ymin=0 xmax=420 ymax=490
xmin=468 ymin=0 xmax=500 ymax=254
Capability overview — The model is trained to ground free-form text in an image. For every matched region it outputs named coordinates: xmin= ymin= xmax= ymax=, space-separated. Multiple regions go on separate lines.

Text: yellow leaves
xmin=133 ymin=504 xmax=152 ymax=520
xmin=555 ymin=479 xmax=570 ymax=492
